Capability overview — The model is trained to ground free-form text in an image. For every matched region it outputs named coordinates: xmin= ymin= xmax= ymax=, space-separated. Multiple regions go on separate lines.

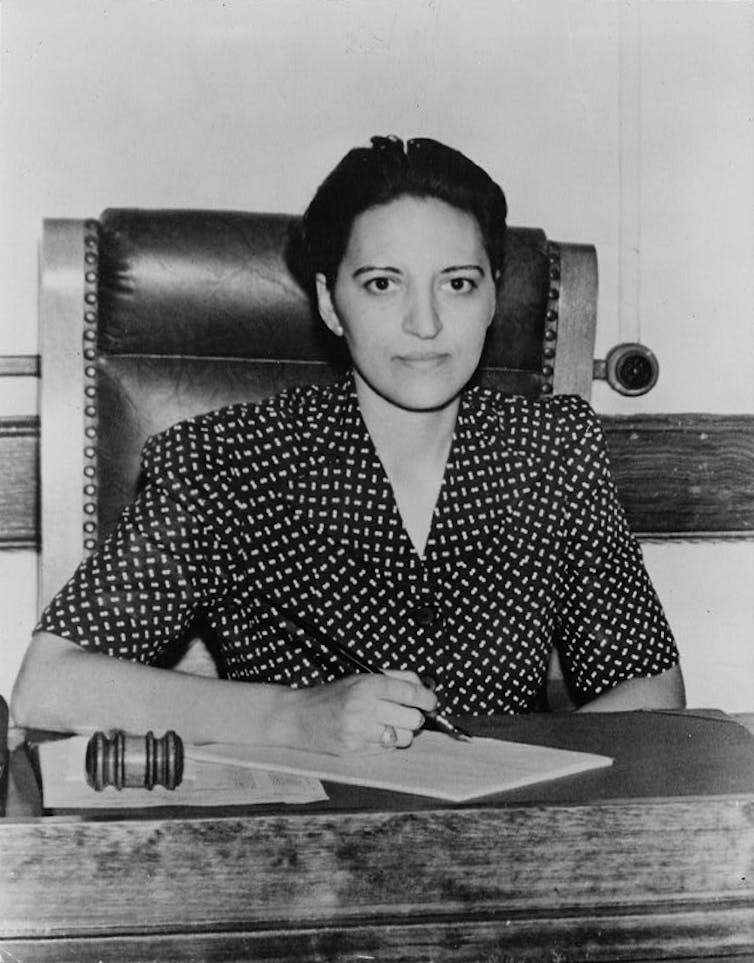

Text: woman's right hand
xmin=275 ymin=670 xmax=438 ymax=756
xmin=12 ymin=634 xmax=438 ymax=757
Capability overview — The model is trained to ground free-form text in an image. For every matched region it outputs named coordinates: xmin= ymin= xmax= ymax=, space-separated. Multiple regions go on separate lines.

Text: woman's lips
xmin=395 ymin=352 xmax=450 ymax=367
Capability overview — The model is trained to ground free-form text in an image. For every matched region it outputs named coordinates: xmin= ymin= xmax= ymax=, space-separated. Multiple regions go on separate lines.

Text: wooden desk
xmin=1 ymin=711 xmax=753 ymax=963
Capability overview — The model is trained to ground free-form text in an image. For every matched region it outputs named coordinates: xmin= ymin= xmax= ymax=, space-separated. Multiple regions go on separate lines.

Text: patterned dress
xmin=37 ymin=373 xmax=679 ymax=714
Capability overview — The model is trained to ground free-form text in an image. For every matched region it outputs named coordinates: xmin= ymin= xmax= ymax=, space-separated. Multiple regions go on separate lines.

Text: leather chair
xmin=38 ymin=210 xmax=597 ymax=696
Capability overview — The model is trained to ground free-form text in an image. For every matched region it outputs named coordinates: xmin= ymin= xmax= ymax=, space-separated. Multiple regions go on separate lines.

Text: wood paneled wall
xmin=1 ymin=411 xmax=753 ymax=549
xmin=0 ymin=416 xmax=38 ymax=549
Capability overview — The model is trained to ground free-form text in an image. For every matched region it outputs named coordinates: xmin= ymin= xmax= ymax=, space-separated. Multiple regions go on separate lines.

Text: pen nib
xmin=428 ymin=712 xmax=473 ymax=742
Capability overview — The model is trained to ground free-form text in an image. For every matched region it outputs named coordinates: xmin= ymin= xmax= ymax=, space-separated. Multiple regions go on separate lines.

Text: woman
xmin=12 ymin=136 xmax=685 ymax=755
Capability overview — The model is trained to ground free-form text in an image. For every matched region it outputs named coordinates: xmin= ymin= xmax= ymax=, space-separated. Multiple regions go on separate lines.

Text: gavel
xmin=85 ymin=730 xmax=184 ymax=791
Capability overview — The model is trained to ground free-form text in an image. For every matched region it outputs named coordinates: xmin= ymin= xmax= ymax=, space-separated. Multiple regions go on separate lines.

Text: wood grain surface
xmin=0 ymin=416 xmax=38 ymax=548
xmin=2 ymin=412 xmax=753 ymax=548
xmin=1 ymin=797 xmax=752 ymax=958
xmin=2 ymin=713 xmax=753 ymax=961
xmin=1 ymin=909 xmax=753 ymax=963
xmin=605 ymin=413 xmax=754 ymax=538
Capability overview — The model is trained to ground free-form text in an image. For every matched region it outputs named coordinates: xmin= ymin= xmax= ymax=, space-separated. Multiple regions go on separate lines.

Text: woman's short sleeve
xmin=553 ymin=401 xmax=679 ymax=700
xmin=35 ymin=418 xmax=234 ymax=663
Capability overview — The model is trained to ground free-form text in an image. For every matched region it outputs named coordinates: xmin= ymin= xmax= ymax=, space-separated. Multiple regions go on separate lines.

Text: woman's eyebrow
xmin=352 ymin=264 xmax=486 ymax=278
xmin=352 ymin=265 xmax=402 ymax=278
xmin=441 ymin=264 xmax=486 ymax=275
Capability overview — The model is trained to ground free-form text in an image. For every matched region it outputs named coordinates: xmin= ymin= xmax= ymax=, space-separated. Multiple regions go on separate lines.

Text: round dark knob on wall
xmin=605 ymin=342 xmax=660 ymax=396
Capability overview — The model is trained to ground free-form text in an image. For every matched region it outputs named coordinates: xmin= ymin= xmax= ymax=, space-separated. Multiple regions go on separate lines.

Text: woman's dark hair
xmin=301 ymin=136 xmax=508 ymax=288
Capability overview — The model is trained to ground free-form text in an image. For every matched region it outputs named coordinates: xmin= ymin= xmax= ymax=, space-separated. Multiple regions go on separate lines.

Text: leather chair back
xmin=39 ymin=209 xmax=597 ymax=613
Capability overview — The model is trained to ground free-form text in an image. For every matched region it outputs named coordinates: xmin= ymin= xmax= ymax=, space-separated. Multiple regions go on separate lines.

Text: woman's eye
xmin=364 ymin=276 xmax=397 ymax=293
xmin=443 ymin=277 xmax=477 ymax=293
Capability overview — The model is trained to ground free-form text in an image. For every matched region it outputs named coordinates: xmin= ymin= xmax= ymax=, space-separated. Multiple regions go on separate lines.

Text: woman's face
xmin=316 ymin=195 xmax=498 ymax=414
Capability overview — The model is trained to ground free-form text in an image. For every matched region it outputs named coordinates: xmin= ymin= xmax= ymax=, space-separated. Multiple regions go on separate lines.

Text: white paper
xmin=36 ymin=736 xmax=328 ymax=809
xmin=190 ymin=730 xmax=613 ymax=802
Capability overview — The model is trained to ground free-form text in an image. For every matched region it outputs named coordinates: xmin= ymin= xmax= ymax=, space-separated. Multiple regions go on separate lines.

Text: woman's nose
xmin=402 ymin=291 xmax=442 ymax=339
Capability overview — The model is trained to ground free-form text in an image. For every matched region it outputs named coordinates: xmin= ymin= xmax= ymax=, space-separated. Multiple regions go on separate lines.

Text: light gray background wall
xmin=1 ymin=0 xmax=752 ymax=710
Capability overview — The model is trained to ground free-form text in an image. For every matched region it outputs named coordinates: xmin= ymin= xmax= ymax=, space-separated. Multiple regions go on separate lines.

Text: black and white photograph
xmin=0 ymin=0 xmax=752 ymax=958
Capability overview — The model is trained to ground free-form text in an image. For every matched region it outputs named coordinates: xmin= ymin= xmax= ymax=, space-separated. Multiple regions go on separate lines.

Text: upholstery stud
xmin=82 ymin=220 xmax=100 ymax=556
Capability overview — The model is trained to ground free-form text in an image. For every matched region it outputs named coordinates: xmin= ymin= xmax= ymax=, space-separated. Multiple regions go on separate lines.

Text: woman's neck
xmin=353 ymin=373 xmax=460 ymax=471
xmin=353 ymin=373 xmax=460 ymax=557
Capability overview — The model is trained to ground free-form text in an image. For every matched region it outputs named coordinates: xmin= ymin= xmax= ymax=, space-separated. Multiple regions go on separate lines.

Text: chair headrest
xmin=98 ymin=208 xmax=550 ymax=378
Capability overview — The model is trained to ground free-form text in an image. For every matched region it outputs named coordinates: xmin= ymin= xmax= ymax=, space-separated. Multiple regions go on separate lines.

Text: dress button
xmin=413 ymin=603 xmax=438 ymax=627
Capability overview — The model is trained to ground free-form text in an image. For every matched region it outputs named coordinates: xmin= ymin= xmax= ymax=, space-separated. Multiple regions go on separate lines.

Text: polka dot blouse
xmin=37 ymin=373 xmax=679 ymax=714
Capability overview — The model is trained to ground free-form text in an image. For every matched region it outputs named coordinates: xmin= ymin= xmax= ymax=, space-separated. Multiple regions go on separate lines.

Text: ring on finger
xmin=380 ymin=724 xmax=398 ymax=749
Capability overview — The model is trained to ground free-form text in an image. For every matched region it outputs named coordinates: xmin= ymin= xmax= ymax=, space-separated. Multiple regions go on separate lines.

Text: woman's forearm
xmin=11 ymin=632 xmax=437 ymax=755
xmin=578 ymin=663 xmax=686 ymax=713
xmin=11 ymin=631 xmax=292 ymax=746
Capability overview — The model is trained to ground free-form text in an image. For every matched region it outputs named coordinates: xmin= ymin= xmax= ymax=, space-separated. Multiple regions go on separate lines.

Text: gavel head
xmin=85 ymin=730 xmax=184 ymax=791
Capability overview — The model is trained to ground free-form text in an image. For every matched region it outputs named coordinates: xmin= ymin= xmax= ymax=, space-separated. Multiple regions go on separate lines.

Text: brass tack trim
xmin=540 ymin=241 xmax=561 ymax=397
xmin=82 ymin=221 xmax=100 ymax=555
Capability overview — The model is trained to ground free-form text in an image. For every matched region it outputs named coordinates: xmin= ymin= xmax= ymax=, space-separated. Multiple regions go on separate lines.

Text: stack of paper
xmin=191 ymin=730 xmax=613 ymax=802
xmin=36 ymin=729 xmax=613 ymax=810
xmin=36 ymin=736 xmax=327 ymax=809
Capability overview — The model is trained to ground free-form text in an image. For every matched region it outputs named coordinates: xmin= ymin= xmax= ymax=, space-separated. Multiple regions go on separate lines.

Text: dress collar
xmin=288 ymin=373 xmax=544 ymax=568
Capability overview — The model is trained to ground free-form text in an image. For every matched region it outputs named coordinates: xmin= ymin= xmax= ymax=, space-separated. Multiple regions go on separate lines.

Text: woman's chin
xmin=353 ymin=361 xmax=478 ymax=415
xmin=375 ymin=380 xmax=466 ymax=414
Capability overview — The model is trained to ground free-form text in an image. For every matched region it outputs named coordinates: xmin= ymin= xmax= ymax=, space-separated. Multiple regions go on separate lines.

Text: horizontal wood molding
xmin=604 ymin=413 xmax=754 ymax=539
xmin=0 ymin=416 xmax=39 ymax=548
xmin=1 ymin=413 xmax=753 ymax=549
xmin=0 ymin=354 xmax=39 ymax=378
xmin=3 ymin=906 xmax=754 ymax=963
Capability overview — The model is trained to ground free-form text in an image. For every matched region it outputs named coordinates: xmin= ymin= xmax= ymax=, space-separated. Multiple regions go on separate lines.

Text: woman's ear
xmin=315 ymin=274 xmax=344 ymax=336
